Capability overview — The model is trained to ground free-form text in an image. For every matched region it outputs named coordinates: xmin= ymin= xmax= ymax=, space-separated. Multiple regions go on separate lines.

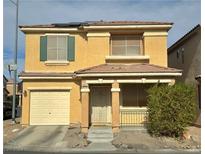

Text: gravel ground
xmin=3 ymin=118 xmax=24 ymax=145
xmin=112 ymin=127 xmax=201 ymax=151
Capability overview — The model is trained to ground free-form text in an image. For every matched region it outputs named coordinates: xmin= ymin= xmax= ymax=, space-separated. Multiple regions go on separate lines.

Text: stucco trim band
xmin=80 ymin=88 xmax=90 ymax=92
xmin=44 ymin=61 xmax=69 ymax=66
xmin=105 ymin=55 xmax=150 ymax=60
xmin=83 ymin=25 xmax=172 ymax=30
xmin=45 ymin=33 xmax=70 ymax=36
xmin=111 ymin=88 xmax=120 ymax=92
xmin=27 ymin=87 xmax=72 ymax=90
xmin=117 ymin=79 xmax=173 ymax=83
xmin=20 ymin=27 xmax=80 ymax=32
xmin=87 ymin=32 xmax=110 ymax=37
xmin=77 ymin=72 xmax=182 ymax=77
xmin=143 ymin=31 xmax=168 ymax=37
xmin=86 ymin=79 xmax=114 ymax=84
xmin=19 ymin=77 xmax=73 ymax=79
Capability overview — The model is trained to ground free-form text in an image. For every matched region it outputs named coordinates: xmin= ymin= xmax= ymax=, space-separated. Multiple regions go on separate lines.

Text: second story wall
xmin=144 ymin=34 xmax=167 ymax=67
xmin=23 ymin=29 xmax=169 ymax=73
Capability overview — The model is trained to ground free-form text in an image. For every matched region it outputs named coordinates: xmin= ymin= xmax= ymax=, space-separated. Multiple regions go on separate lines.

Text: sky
xmin=3 ymin=0 xmax=201 ymax=79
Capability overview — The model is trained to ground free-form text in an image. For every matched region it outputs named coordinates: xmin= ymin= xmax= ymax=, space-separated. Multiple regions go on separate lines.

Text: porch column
xmin=81 ymin=81 xmax=90 ymax=134
xmin=111 ymin=81 xmax=120 ymax=133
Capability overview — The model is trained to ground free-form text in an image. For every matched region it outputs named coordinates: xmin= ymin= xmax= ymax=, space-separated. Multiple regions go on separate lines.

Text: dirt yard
xmin=3 ymin=118 xmax=24 ymax=145
xmin=62 ymin=124 xmax=89 ymax=148
xmin=112 ymin=127 xmax=200 ymax=151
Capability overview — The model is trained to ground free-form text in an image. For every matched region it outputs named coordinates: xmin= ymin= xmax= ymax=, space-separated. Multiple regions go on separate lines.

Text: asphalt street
xmin=3 ymin=150 xmax=201 ymax=154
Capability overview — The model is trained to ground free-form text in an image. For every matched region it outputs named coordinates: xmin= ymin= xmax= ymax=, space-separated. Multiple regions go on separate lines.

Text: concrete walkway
xmin=7 ymin=126 xmax=68 ymax=147
xmin=86 ymin=126 xmax=117 ymax=151
xmin=5 ymin=125 xmax=117 ymax=152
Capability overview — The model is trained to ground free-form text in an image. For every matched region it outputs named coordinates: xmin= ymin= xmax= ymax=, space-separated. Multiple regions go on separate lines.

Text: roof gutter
xmin=83 ymin=25 xmax=172 ymax=30
xmin=20 ymin=27 xmax=81 ymax=33
xmin=19 ymin=24 xmax=172 ymax=33
xmin=76 ymin=72 xmax=182 ymax=77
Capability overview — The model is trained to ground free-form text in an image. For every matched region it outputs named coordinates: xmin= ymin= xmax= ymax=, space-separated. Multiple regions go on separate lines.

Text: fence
xmin=120 ymin=108 xmax=148 ymax=127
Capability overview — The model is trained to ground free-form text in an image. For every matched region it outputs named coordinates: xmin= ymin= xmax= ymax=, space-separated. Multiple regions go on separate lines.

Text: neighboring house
xmin=168 ymin=24 xmax=201 ymax=127
xmin=19 ymin=21 xmax=182 ymax=133
xmin=3 ymin=75 xmax=9 ymax=102
xmin=168 ymin=24 xmax=201 ymax=84
xmin=6 ymin=79 xmax=22 ymax=107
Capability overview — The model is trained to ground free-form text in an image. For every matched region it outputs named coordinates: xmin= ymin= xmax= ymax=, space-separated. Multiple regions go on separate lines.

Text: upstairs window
xmin=111 ymin=35 xmax=142 ymax=56
xmin=47 ymin=36 xmax=67 ymax=61
xmin=40 ymin=35 xmax=75 ymax=62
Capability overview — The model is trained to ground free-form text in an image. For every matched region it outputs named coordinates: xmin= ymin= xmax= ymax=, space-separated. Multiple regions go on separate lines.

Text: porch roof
xmin=75 ymin=63 xmax=182 ymax=77
xmin=19 ymin=72 xmax=74 ymax=79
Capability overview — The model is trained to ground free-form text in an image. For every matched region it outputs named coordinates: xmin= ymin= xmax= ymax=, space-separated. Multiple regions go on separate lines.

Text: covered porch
xmin=76 ymin=63 xmax=182 ymax=133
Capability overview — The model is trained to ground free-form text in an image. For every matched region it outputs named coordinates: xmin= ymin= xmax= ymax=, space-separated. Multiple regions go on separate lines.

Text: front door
xmin=90 ymin=86 xmax=111 ymax=125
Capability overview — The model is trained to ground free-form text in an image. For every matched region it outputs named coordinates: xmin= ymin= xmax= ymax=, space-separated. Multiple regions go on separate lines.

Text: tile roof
xmin=19 ymin=64 xmax=181 ymax=78
xmin=19 ymin=20 xmax=173 ymax=28
xmin=75 ymin=63 xmax=182 ymax=74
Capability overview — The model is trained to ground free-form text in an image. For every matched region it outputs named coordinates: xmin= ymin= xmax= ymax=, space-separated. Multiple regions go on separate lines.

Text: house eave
xmin=83 ymin=25 xmax=172 ymax=30
xmin=19 ymin=76 xmax=73 ymax=80
xmin=76 ymin=72 xmax=182 ymax=77
xmin=20 ymin=24 xmax=172 ymax=33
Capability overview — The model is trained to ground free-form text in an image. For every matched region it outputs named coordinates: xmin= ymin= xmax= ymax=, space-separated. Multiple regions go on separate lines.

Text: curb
xmin=4 ymin=144 xmax=201 ymax=153
xmin=136 ymin=148 xmax=201 ymax=153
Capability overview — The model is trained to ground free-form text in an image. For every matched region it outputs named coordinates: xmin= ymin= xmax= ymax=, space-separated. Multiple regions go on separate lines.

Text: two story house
xmin=19 ymin=21 xmax=182 ymax=133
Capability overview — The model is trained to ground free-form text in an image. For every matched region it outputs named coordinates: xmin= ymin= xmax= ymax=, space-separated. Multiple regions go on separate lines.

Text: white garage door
xmin=30 ymin=90 xmax=70 ymax=125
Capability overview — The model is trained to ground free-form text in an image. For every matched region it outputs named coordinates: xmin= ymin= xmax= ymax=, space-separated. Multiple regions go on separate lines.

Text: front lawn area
xmin=112 ymin=127 xmax=200 ymax=151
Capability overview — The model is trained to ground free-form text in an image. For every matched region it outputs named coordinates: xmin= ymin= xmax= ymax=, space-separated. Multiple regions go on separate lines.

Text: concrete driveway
xmin=7 ymin=126 xmax=69 ymax=148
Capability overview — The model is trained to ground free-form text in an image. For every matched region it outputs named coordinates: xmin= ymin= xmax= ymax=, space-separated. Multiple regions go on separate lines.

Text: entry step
xmin=88 ymin=127 xmax=113 ymax=143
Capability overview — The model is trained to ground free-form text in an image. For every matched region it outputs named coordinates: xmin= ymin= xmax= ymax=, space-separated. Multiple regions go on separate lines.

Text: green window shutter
xmin=40 ymin=36 xmax=47 ymax=61
xmin=67 ymin=36 xmax=75 ymax=61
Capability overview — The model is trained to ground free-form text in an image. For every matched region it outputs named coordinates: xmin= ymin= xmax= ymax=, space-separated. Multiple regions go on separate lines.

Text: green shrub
xmin=147 ymin=83 xmax=197 ymax=137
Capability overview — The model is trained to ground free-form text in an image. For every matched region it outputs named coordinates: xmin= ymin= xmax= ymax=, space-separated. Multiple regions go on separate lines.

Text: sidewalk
xmin=4 ymin=144 xmax=201 ymax=153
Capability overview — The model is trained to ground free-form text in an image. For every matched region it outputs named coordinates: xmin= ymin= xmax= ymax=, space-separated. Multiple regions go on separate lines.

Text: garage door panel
xmin=30 ymin=90 xmax=70 ymax=125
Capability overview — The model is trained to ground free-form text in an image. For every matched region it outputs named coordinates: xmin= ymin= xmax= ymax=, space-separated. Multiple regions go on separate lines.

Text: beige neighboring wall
xmin=21 ymin=80 xmax=81 ymax=125
xmin=168 ymin=26 xmax=201 ymax=84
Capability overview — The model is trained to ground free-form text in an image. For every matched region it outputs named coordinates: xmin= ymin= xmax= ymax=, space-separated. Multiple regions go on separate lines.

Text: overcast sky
xmin=3 ymin=0 xmax=201 ymax=78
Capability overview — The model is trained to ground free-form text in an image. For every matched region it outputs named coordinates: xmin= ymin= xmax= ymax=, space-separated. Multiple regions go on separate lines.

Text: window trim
xmin=46 ymin=35 xmax=68 ymax=61
xmin=44 ymin=60 xmax=69 ymax=65
xmin=110 ymin=35 xmax=143 ymax=56
xmin=105 ymin=55 xmax=150 ymax=60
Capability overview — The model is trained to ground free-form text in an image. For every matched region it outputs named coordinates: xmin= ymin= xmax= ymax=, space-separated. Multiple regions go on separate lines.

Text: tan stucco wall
xmin=144 ymin=36 xmax=167 ymax=67
xmin=22 ymin=29 xmax=170 ymax=126
xmin=21 ymin=80 xmax=81 ymax=125
xmin=24 ymin=31 xmax=168 ymax=73
xmin=25 ymin=33 xmax=110 ymax=72
xmin=168 ymin=29 xmax=201 ymax=84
